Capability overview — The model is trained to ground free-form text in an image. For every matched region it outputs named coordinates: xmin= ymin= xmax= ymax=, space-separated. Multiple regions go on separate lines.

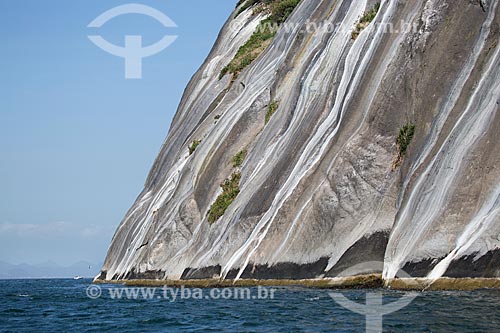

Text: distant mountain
xmin=0 ymin=261 xmax=102 ymax=279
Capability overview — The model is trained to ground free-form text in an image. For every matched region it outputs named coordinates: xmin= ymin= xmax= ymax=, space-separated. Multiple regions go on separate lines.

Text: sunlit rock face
xmin=100 ymin=0 xmax=500 ymax=281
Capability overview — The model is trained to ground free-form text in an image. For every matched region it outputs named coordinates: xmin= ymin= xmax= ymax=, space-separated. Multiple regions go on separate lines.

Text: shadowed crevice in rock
xmin=96 ymin=271 xmax=107 ymax=281
xmin=181 ymin=265 xmax=222 ymax=280
xmin=402 ymin=258 xmax=441 ymax=278
xmin=326 ymin=231 xmax=389 ymax=277
xmin=400 ymin=250 xmax=500 ymax=278
xmin=124 ymin=268 xmax=165 ymax=280
xmin=225 ymin=257 xmax=329 ymax=280
xmin=444 ymin=250 xmax=500 ymax=278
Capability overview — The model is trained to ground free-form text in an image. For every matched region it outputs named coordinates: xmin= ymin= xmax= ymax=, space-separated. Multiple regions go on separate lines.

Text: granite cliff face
xmin=99 ymin=0 xmax=500 ymax=282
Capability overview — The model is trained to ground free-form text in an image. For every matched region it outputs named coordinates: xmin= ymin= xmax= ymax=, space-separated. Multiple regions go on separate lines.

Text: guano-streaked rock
xmin=99 ymin=0 xmax=500 ymax=282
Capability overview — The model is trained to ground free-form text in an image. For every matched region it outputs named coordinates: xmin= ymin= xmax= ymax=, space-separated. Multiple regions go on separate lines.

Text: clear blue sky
xmin=0 ymin=0 xmax=235 ymax=266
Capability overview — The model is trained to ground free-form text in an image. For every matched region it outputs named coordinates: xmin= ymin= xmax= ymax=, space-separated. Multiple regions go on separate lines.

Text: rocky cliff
xmin=99 ymin=0 xmax=500 ymax=282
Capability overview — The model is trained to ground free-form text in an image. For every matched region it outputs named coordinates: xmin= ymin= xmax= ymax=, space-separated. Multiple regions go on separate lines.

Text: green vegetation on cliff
xmin=351 ymin=2 xmax=380 ymax=40
xmin=232 ymin=149 xmax=248 ymax=167
xmin=393 ymin=123 xmax=415 ymax=168
xmin=397 ymin=123 xmax=415 ymax=157
xmin=208 ymin=147 xmax=250 ymax=224
xmin=188 ymin=140 xmax=201 ymax=155
xmin=208 ymin=171 xmax=242 ymax=224
xmin=219 ymin=18 xmax=275 ymax=79
xmin=220 ymin=0 xmax=302 ymax=80
xmin=265 ymin=100 xmax=280 ymax=124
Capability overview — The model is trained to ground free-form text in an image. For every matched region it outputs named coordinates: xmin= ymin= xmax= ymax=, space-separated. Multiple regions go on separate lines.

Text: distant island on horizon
xmin=0 ymin=260 xmax=102 ymax=279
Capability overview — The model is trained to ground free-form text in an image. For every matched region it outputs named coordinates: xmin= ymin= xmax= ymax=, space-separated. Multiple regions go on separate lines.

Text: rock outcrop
xmin=99 ymin=0 xmax=500 ymax=282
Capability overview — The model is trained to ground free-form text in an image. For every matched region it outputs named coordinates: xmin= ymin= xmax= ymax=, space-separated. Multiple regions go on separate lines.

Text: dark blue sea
xmin=0 ymin=279 xmax=499 ymax=332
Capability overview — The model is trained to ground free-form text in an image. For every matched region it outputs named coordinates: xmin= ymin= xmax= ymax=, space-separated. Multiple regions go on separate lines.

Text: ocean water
xmin=0 ymin=279 xmax=499 ymax=332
